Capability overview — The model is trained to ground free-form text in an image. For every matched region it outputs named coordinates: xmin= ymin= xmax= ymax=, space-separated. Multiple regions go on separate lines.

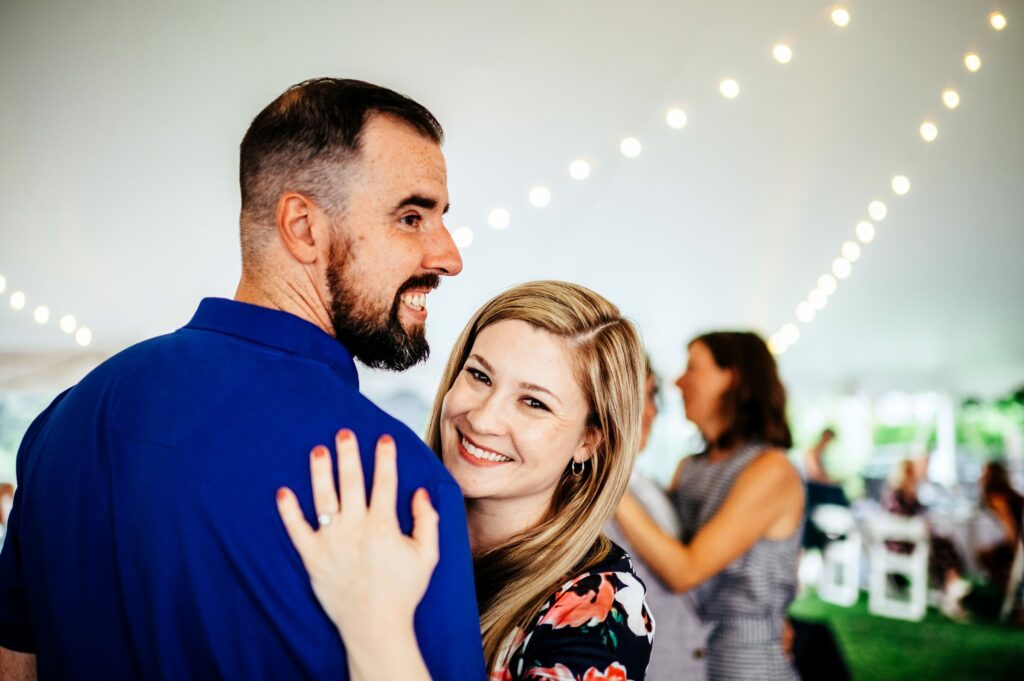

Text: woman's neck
xmin=707 ymin=439 xmax=744 ymax=462
xmin=698 ymin=413 xmax=733 ymax=456
xmin=465 ymin=497 xmax=549 ymax=556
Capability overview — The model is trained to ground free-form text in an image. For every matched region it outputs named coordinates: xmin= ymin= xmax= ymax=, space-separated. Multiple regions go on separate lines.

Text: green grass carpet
xmin=789 ymin=590 xmax=1023 ymax=680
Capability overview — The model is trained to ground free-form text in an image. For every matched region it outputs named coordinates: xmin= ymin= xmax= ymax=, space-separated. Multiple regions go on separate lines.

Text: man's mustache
xmin=398 ymin=274 xmax=441 ymax=295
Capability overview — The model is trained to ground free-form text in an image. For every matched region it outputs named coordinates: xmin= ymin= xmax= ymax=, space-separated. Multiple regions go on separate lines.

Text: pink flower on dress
xmin=526 ymin=662 xmax=632 ymax=681
xmin=538 ymin=574 xmax=616 ymax=629
xmin=581 ymin=662 xmax=630 ymax=681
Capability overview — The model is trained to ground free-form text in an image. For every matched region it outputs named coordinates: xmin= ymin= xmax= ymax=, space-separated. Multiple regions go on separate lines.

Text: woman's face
xmin=439 ymin=320 xmax=595 ymax=514
xmin=675 ymin=341 xmax=734 ymax=436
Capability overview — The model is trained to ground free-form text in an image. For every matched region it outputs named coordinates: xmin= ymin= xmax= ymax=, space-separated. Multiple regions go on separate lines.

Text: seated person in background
xmin=883 ymin=460 xmax=970 ymax=618
xmin=804 ymin=428 xmax=837 ymax=484
xmin=606 ymin=358 xmax=711 ymax=681
xmin=977 ymin=461 xmax=1023 ymax=594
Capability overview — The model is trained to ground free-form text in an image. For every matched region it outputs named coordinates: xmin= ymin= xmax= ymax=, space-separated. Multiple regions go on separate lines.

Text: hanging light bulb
xmin=488 ymin=208 xmax=510 ymax=230
xmin=856 ymin=221 xmax=876 ymax=243
xmin=569 ymin=159 xmax=591 ymax=180
xmin=620 ymin=137 xmax=642 ymax=158
xmin=891 ymin=176 xmax=911 ymax=196
xmin=528 ymin=186 xmax=551 ymax=208
xmin=452 ymin=226 xmax=474 ymax=249
xmin=772 ymin=44 xmax=793 ymax=64
xmin=666 ymin=109 xmax=688 ymax=129
xmin=920 ymin=121 xmax=938 ymax=142
xmin=831 ymin=8 xmax=851 ymax=28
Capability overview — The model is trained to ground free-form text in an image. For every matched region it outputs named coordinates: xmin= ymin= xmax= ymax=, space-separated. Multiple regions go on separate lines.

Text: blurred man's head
xmin=238 ymin=78 xmax=462 ymax=370
xmin=639 ymin=357 xmax=659 ymax=452
xmin=0 ymin=482 xmax=14 ymax=527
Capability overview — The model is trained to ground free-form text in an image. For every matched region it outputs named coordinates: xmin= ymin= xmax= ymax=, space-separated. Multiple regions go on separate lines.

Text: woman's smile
xmin=456 ymin=429 xmax=513 ymax=466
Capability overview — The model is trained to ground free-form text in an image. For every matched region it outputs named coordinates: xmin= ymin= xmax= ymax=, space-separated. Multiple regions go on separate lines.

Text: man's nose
xmin=424 ymin=223 xmax=464 ymax=277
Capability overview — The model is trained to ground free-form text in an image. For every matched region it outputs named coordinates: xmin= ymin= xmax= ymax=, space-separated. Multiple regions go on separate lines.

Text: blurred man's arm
xmin=0 ymin=648 xmax=35 ymax=680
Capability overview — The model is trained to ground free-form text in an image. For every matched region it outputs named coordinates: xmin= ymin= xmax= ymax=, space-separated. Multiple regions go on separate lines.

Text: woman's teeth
xmin=402 ymin=292 xmax=427 ymax=311
xmin=462 ymin=437 xmax=511 ymax=463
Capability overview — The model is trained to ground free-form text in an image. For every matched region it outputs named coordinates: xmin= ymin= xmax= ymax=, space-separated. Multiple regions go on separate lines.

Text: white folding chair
xmin=812 ymin=504 xmax=861 ymax=606
xmin=865 ymin=513 xmax=930 ymax=621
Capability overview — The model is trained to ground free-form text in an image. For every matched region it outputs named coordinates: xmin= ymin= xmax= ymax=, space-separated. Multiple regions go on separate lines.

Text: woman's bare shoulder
xmin=739 ymin=448 xmax=802 ymax=492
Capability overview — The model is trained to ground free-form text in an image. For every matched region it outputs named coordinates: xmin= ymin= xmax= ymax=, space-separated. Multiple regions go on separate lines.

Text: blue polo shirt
xmin=0 ymin=298 xmax=485 ymax=680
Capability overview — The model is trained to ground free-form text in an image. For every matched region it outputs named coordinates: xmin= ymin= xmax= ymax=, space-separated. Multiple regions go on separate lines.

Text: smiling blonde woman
xmin=277 ymin=280 xmax=655 ymax=680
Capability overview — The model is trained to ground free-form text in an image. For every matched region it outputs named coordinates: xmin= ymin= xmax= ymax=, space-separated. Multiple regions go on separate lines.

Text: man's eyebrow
xmin=395 ymin=194 xmax=449 ymax=214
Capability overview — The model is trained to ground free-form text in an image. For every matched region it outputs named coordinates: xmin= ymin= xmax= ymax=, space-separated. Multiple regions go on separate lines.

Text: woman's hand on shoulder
xmin=275 ymin=430 xmax=440 ymax=640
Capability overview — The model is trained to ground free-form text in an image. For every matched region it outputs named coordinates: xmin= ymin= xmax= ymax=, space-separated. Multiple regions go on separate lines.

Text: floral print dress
xmin=491 ymin=543 xmax=655 ymax=681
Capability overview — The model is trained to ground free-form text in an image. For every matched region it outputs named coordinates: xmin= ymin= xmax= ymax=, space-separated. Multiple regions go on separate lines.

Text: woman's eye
xmin=400 ymin=214 xmax=422 ymax=228
xmin=523 ymin=397 xmax=549 ymax=411
xmin=466 ymin=368 xmax=491 ymax=385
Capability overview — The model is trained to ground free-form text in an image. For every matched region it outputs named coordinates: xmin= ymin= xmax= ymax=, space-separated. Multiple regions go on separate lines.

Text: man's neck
xmin=234 ymin=273 xmax=334 ymax=337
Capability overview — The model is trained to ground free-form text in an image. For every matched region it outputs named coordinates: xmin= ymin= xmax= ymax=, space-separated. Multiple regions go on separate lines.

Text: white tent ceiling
xmin=2 ymin=0 xmax=1022 ymax=399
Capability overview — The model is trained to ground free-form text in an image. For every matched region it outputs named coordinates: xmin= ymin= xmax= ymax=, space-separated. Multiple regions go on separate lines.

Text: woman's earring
xmin=571 ymin=460 xmax=584 ymax=476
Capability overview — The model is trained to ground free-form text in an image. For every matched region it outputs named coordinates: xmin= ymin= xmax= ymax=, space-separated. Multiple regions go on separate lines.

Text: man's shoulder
xmin=49 ymin=325 xmax=456 ymax=486
xmin=331 ymin=392 xmax=454 ymax=485
xmin=68 ymin=327 xmax=213 ymax=392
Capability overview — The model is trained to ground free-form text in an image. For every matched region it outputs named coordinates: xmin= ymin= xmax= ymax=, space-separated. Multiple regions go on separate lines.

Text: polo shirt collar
xmin=184 ymin=298 xmax=359 ymax=387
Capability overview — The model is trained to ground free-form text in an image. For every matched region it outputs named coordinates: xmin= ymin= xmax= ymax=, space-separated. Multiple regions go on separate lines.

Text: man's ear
xmin=275 ymin=192 xmax=327 ymax=265
xmin=573 ymin=426 xmax=604 ymax=465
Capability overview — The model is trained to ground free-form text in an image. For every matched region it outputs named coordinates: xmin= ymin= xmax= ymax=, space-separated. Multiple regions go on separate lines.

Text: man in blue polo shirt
xmin=0 ymin=78 xmax=486 ymax=680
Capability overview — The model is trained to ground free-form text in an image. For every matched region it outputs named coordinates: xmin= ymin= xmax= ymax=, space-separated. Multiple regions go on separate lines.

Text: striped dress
xmin=670 ymin=443 xmax=802 ymax=681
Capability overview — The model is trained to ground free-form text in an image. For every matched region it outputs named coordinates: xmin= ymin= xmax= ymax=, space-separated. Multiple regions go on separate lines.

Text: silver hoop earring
xmin=571 ymin=460 xmax=584 ymax=476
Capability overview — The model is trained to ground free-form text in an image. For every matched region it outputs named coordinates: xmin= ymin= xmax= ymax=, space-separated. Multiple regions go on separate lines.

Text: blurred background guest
xmin=977 ymin=461 xmax=1023 ymax=596
xmin=615 ymin=331 xmax=805 ymax=681
xmin=882 ymin=459 xmax=971 ymax=619
xmin=606 ymin=358 xmax=711 ymax=681
xmin=804 ymin=428 xmax=838 ymax=484
xmin=0 ymin=483 xmax=13 ymax=550
xmin=802 ymin=427 xmax=850 ymax=553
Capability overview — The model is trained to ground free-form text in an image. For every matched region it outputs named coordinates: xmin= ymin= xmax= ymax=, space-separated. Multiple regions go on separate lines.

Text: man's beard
xmin=326 ymin=239 xmax=437 ymax=372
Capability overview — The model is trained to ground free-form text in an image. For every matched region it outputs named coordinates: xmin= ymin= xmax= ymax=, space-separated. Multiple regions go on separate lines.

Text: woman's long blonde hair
xmin=424 ymin=281 xmax=645 ymax=672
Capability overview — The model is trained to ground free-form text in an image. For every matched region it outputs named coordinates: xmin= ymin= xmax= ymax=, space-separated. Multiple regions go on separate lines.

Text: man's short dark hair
xmin=238 ymin=78 xmax=443 ymax=262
